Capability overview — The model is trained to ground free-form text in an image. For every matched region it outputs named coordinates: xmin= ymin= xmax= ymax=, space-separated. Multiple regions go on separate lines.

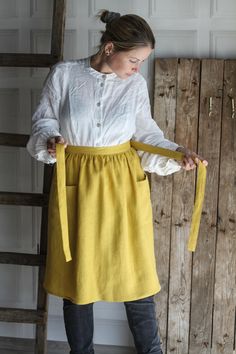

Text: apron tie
xmin=56 ymin=143 xmax=72 ymax=262
xmin=130 ymin=140 xmax=207 ymax=252
xmin=56 ymin=140 xmax=207 ymax=262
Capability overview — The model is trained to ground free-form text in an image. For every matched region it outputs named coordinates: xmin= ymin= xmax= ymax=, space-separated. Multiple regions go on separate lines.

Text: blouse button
xmin=100 ymin=83 xmax=104 ymax=87
xmin=96 ymin=123 xmax=101 ymax=127
xmin=97 ymin=102 xmax=101 ymax=107
xmin=102 ymin=74 xmax=106 ymax=79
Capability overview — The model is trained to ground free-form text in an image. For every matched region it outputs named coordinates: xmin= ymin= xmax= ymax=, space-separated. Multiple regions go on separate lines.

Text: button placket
xmin=95 ymin=75 xmax=106 ymax=138
xmin=96 ymin=98 xmax=102 ymax=127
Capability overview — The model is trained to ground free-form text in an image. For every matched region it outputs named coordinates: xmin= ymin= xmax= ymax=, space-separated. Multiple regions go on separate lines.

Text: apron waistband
xmin=56 ymin=140 xmax=207 ymax=262
xmin=66 ymin=141 xmax=131 ymax=155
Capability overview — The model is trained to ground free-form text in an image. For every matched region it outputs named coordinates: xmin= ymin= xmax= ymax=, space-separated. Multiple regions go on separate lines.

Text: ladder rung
xmin=0 ymin=336 xmax=34 ymax=352
xmin=0 ymin=192 xmax=48 ymax=206
xmin=0 ymin=53 xmax=57 ymax=67
xmin=0 ymin=133 xmax=29 ymax=147
xmin=0 ymin=252 xmax=46 ymax=266
xmin=0 ymin=337 xmax=70 ymax=352
xmin=0 ymin=308 xmax=47 ymax=324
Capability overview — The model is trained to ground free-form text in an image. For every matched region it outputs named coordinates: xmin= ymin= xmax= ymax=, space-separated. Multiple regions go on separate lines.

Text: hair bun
xmin=100 ymin=10 xmax=121 ymax=24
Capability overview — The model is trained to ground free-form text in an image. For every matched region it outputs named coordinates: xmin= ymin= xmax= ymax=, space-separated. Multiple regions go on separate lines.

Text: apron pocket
xmin=135 ymin=176 xmax=153 ymax=226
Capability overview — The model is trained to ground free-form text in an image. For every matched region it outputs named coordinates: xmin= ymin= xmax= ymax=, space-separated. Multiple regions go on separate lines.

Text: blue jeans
xmin=63 ymin=295 xmax=163 ymax=354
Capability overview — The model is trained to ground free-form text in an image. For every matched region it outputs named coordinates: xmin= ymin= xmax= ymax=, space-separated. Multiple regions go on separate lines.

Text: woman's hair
xmin=97 ymin=10 xmax=155 ymax=53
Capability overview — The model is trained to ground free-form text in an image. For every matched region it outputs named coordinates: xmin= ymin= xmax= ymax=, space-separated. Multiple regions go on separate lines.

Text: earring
xmin=106 ymin=51 xmax=110 ymax=56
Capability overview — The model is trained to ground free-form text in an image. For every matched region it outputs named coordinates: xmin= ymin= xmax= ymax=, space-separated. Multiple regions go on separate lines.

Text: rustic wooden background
xmin=151 ymin=58 xmax=236 ymax=354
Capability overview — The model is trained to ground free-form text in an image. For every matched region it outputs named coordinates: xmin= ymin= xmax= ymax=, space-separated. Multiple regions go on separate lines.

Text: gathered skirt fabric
xmin=44 ymin=142 xmax=161 ymax=304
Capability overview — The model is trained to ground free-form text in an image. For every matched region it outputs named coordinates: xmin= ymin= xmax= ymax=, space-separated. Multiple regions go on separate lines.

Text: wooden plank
xmin=34 ymin=1 xmax=67 ymax=351
xmin=0 ymin=309 xmax=46 ymax=324
xmin=0 ymin=133 xmax=29 ymax=147
xmin=212 ymin=60 xmax=236 ymax=353
xmin=189 ymin=59 xmax=224 ymax=354
xmin=167 ymin=59 xmax=200 ymax=354
xmin=51 ymin=0 xmax=67 ymax=59
xmin=0 ymin=192 xmax=48 ymax=206
xmin=35 ymin=165 xmax=54 ymax=354
xmin=0 ymin=252 xmax=46 ymax=266
xmin=152 ymin=58 xmax=178 ymax=354
xmin=0 ymin=337 xmax=69 ymax=354
xmin=0 ymin=54 xmax=58 ymax=68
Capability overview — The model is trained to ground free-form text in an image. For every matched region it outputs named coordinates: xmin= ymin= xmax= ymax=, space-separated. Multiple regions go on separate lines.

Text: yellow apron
xmin=56 ymin=140 xmax=207 ymax=262
xmin=45 ymin=141 xmax=162 ymax=304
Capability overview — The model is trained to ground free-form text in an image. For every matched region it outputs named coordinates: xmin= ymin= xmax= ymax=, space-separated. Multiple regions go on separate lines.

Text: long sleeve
xmin=27 ymin=64 xmax=63 ymax=164
xmin=133 ymin=78 xmax=181 ymax=176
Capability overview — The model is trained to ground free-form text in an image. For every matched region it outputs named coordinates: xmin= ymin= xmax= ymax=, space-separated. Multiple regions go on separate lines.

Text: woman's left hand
xmin=176 ymin=146 xmax=208 ymax=171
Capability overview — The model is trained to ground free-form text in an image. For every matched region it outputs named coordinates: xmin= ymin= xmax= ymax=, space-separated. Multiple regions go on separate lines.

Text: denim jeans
xmin=63 ymin=295 xmax=163 ymax=354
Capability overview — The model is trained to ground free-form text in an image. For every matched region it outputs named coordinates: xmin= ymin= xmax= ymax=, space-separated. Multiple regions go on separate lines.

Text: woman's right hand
xmin=47 ymin=136 xmax=67 ymax=158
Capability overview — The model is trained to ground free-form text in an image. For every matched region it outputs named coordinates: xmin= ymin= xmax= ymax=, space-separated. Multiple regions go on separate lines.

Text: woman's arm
xmin=133 ymin=77 xmax=208 ymax=174
xmin=132 ymin=78 xmax=180 ymax=175
xmin=27 ymin=63 xmax=67 ymax=164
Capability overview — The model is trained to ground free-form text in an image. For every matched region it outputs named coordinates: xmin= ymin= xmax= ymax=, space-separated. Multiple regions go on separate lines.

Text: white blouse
xmin=27 ymin=56 xmax=181 ymax=175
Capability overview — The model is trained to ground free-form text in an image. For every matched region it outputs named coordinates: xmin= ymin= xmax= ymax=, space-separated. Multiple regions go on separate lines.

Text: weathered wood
xmin=152 ymin=58 xmax=178 ymax=354
xmin=0 ymin=337 xmax=69 ymax=354
xmin=211 ymin=60 xmax=236 ymax=354
xmin=153 ymin=58 xmax=236 ymax=354
xmin=0 ymin=252 xmax=46 ymax=266
xmin=189 ymin=59 xmax=224 ymax=354
xmin=35 ymin=165 xmax=54 ymax=354
xmin=0 ymin=192 xmax=48 ymax=206
xmin=0 ymin=54 xmax=58 ymax=68
xmin=0 ymin=2 xmax=66 ymax=353
xmin=0 ymin=133 xmax=29 ymax=147
xmin=0 ymin=308 xmax=47 ymax=324
xmin=167 ymin=59 xmax=200 ymax=354
xmin=51 ymin=0 xmax=67 ymax=59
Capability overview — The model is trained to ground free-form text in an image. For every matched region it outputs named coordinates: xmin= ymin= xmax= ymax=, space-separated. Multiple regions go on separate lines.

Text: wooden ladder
xmin=0 ymin=1 xmax=67 ymax=353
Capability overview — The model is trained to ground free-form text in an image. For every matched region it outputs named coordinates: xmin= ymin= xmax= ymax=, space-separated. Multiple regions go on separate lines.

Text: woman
xmin=27 ymin=10 xmax=207 ymax=354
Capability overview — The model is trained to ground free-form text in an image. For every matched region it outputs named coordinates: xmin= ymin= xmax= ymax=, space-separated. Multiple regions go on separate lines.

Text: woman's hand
xmin=47 ymin=136 xmax=67 ymax=158
xmin=176 ymin=146 xmax=208 ymax=171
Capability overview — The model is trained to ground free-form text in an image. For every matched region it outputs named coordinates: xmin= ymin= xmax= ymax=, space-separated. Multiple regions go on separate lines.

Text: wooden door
xmin=152 ymin=58 xmax=236 ymax=354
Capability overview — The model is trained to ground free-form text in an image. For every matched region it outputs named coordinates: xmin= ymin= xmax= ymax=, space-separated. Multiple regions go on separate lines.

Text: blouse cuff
xmin=138 ymin=151 xmax=182 ymax=176
xmin=27 ymin=130 xmax=61 ymax=164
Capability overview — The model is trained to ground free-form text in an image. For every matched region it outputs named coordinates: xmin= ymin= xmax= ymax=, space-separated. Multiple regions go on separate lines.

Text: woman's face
xmin=105 ymin=45 xmax=153 ymax=79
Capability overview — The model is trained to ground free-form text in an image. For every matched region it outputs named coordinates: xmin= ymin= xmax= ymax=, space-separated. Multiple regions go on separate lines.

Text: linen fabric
xmin=26 ymin=56 xmax=181 ymax=176
xmin=44 ymin=142 xmax=161 ymax=304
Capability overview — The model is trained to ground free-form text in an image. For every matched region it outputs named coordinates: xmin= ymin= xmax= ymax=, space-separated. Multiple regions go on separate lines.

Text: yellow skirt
xmin=44 ymin=141 xmax=161 ymax=304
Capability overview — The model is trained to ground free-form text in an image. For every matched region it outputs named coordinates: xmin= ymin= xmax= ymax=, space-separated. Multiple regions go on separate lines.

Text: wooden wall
xmin=151 ymin=58 xmax=236 ymax=354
